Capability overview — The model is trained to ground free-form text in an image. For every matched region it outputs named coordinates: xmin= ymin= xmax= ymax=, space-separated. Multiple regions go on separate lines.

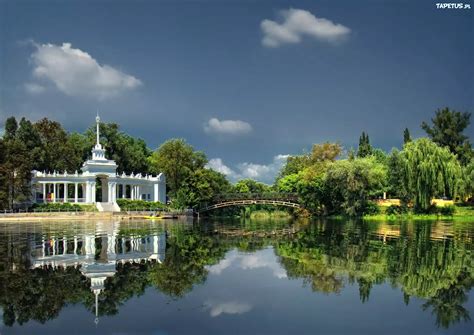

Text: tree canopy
xmin=421 ymin=108 xmax=473 ymax=165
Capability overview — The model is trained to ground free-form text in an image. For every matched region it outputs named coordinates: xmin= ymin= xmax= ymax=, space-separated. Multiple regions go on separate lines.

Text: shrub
xmin=116 ymin=199 xmax=168 ymax=211
xmin=364 ymin=201 xmax=380 ymax=215
xmin=385 ymin=204 xmax=409 ymax=216
xmin=439 ymin=205 xmax=456 ymax=216
xmin=32 ymin=202 xmax=84 ymax=211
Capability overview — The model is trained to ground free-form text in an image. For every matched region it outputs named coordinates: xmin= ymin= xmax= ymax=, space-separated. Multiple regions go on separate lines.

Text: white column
xmin=85 ymin=182 xmax=89 ymax=203
xmin=131 ymin=185 xmax=135 ymax=200
xmin=108 ymin=183 xmax=113 ymax=203
xmin=53 ymin=183 xmax=57 ymax=203
xmin=112 ymin=183 xmax=117 ymax=202
xmin=42 ymin=183 xmax=47 ymax=203
xmin=82 ymin=184 xmax=86 ymax=202
xmin=153 ymin=183 xmax=159 ymax=202
xmin=74 ymin=183 xmax=78 ymax=203
xmin=137 ymin=185 xmax=140 ymax=200
xmin=32 ymin=184 xmax=37 ymax=203
xmin=63 ymin=183 xmax=68 ymax=203
xmin=91 ymin=182 xmax=96 ymax=203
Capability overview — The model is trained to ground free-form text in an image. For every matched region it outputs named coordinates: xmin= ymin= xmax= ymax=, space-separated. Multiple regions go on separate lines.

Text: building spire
xmin=95 ymin=111 xmax=101 ymax=146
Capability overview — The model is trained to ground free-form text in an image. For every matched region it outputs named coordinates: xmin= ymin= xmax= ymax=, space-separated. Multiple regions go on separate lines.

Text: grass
xmin=364 ymin=204 xmax=474 ymax=221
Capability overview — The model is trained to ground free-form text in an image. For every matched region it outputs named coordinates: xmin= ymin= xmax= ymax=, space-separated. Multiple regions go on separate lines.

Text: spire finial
xmin=95 ymin=111 xmax=100 ymax=146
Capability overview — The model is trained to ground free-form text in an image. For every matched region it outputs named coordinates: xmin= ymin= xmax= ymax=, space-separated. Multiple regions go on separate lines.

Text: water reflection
xmin=0 ymin=219 xmax=472 ymax=334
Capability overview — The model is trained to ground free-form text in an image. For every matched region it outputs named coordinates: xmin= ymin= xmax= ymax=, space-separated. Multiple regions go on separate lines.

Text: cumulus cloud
xmin=204 ymin=118 xmax=252 ymax=136
xmin=205 ymin=300 xmax=252 ymax=317
xmin=24 ymin=82 xmax=46 ymax=94
xmin=206 ymin=249 xmax=287 ymax=279
xmin=261 ymin=8 xmax=350 ymax=47
xmin=207 ymin=158 xmax=237 ymax=177
xmin=206 ymin=154 xmax=288 ymax=184
xmin=28 ymin=42 xmax=142 ymax=99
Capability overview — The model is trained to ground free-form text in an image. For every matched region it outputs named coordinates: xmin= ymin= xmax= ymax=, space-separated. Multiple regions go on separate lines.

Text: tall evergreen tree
xmin=357 ymin=131 xmax=373 ymax=158
xmin=403 ymin=128 xmax=411 ymax=144
xmin=421 ymin=108 xmax=473 ymax=165
xmin=4 ymin=117 xmax=17 ymax=140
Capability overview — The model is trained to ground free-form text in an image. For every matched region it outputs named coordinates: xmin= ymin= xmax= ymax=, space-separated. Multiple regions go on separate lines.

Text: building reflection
xmin=28 ymin=221 xmax=166 ymax=323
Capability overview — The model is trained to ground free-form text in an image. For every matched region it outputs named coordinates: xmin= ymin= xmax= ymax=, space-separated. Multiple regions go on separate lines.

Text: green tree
xmin=176 ymin=168 xmax=231 ymax=209
xmin=421 ymin=108 xmax=473 ymax=165
xmin=149 ymin=139 xmax=206 ymax=196
xmin=233 ymin=179 xmax=271 ymax=194
xmin=401 ymin=138 xmax=461 ymax=211
xmin=85 ymin=122 xmax=151 ymax=174
xmin=4 ymin=116 xmax=17 ymax=140
xmin=387 ymin=148 xmax=409 ymax=202
xmin=357 ymin=131 xmax=373 ymax=158
xmin=458 ymin=159 xmax=474 ymax=201
xmin=403 ymin=128 xmax=412 ymax=144
xmin=34 ymin=118 xmax=80 ymax=172
xmin=325 ymin=157 xmax=387 ymax=216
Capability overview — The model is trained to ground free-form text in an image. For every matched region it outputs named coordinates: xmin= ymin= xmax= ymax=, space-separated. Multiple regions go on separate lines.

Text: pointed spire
xmin=95 ymin=111 xmax=101 ymax=147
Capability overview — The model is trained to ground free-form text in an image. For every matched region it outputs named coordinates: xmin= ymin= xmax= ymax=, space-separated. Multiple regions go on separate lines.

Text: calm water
xmin=0 ymin=218 xmax=473 ymax=335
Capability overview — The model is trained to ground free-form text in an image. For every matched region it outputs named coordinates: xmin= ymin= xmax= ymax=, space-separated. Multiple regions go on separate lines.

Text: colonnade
xmin=35 ymin=181 xmax=146 ymax=203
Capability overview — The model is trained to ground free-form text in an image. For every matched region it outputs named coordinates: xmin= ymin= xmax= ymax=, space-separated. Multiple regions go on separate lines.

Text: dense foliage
xmin=0 ymin=107 xmax=472 ymax=215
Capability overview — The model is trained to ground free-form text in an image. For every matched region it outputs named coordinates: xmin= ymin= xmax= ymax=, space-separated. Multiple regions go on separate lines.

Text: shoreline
xmin=0 ymin=211 xmax=191 ymax=222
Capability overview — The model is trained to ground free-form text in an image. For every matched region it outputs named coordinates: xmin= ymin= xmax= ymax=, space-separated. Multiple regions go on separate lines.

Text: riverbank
xmin=0 ymin=211 xmax=191 ymax=221
xmin=363 ymin=205 xmax=474 ymax=221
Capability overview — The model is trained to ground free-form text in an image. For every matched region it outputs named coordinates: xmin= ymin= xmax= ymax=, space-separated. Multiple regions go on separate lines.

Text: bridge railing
xmin=211 ymin=193 xmax=299 ymax=203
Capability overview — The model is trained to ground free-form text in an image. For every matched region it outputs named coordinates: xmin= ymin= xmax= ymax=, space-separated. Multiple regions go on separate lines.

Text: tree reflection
xmin=0 ymin=219 xmax=472 ymax=329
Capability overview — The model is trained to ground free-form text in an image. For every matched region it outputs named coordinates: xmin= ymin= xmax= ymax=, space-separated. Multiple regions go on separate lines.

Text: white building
xmin=30 ymin=115 xmax=166 ymax=210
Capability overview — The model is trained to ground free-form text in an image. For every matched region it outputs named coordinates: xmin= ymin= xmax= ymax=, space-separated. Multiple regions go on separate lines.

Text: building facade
xmin=30 ymin=116 xmax=166 ymax=208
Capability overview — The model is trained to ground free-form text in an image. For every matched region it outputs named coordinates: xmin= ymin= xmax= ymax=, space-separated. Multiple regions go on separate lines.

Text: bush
xmin=116 ymin=199 xmax=168 ymax=211
xmin=413 ymin=204 xmax=456 ymax=216
xmin=439 ymin=205 xmax=456 ymax=216
xmin=32 ymin=202 xmax=84 ymax=211
xmin=385 ymin=204 xmax=409 ymax=216
xmin=364 ymin=201 xmax=380 ymax=215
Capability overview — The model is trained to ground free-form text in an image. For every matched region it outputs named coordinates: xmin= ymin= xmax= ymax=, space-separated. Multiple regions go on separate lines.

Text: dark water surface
xmin=0 ymin=218 xmax=473 ymax=335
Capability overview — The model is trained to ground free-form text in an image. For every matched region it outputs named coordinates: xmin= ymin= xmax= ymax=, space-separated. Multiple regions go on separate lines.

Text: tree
xmin=4 ymin=116 xmax=17 ymax=140
xmin=325 ymin=157 xmax=387 ymax=216
xmin=34 ymin=118 xmax=79 ymax=172
xmin=421 ymin=108 xmax=473 ymax=165
xmin=403 ymin=128 xmax=412 ymax=144
xmin=277 ymin=143 xmax=341 ymax=181
xmin=401 ymin=138 xmax=461 ymax=211
xmin=233 ymin=179 xmax=271 ymax=194
xmin=458 ymin=159 xmax=474 ymax=201
xmin=357 ymin=131 xmax=373 ymax=158
xmin=277 ymin=155 xmax=310 ymax=179
xmin=148 ymin=139 xmax=206 ymax=196
xmin=175 ymin=168 xmax=231 ymax=209
xmin=85 ymin=123 xmax=151 ymax=174
xmin=387 ymin=148 xmax=409 ymax=202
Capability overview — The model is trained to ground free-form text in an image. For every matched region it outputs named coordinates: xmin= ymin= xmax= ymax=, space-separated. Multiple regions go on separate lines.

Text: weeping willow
xmin=402 ymin=138 xmax=461 ymax=211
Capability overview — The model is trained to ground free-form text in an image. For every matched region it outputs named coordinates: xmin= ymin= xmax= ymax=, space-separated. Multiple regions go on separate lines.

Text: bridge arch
xmin=197 ymin=193 xmax=302 ymax=213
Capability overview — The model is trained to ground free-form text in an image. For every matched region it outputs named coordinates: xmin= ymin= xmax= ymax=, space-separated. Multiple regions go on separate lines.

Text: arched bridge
xmin=198 ymin=193 xmax=302 ymax=213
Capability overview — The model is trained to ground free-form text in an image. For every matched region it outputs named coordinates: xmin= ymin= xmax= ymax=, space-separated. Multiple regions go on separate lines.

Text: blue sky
xmin=0 ymin=0 xmax=472 ymax=182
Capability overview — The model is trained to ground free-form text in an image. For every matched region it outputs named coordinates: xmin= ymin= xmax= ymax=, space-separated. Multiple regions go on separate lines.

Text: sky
xmin=0 ymin=0 xmax=472 ymax=183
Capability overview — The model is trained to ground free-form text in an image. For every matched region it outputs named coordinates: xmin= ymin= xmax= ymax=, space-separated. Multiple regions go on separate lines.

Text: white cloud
xmin=204 ymin=118 xmax=252 ymax=136
xmin=261 ymin=8 xmax=350 ymax=47
xmin=28 ymin=42 xmax=142 ymax=100
xmin=239 ymin=253 xmax=287 ymax=279
xmin=206 ymin=154 xmax=288 ymax=184
xmin=206 ymin=249 xmax=287 ymax=279
xmin=205 ymin=300 xmax=252 ymax=317
xmin=24 ymin=82 xmax=46 ymax=94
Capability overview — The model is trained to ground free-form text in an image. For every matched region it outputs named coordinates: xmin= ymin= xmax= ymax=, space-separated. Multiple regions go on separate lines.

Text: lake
xmin=0 ymin=218 xmax=473 ymax=335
